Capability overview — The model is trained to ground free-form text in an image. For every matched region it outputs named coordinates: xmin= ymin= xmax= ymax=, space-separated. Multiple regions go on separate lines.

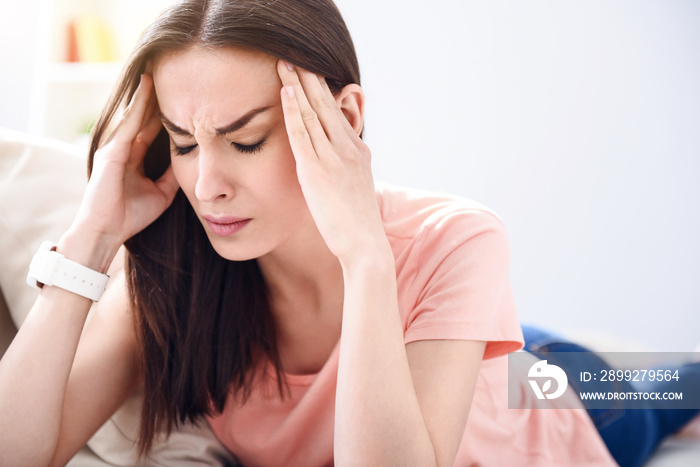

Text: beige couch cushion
xmin=0 ymin=128 xmax=238 ymax=466
xmin=0 ymin=128 xmax=85 ymax=326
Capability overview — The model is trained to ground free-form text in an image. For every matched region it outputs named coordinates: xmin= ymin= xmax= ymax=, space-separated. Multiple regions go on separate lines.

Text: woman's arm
xmin=0 ymin=239 xmax=137 ymax=466
xmin=49 ymin=266 xmax=142 ymax=467
xmin=336 ymin=251 xmax=486 ymax=466
xmin=277 ymin=61 xmax=486 ymax=466
xmin=0 ymin=74 xmax=178 ymax=466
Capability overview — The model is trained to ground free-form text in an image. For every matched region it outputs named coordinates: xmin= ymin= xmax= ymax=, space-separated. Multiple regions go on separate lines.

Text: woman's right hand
xmin=69 ymin=74 xmax=179 ymax=268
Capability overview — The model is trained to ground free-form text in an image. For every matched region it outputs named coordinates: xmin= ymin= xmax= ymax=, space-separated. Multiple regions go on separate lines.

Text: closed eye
xmin=170 ymin=139 xmax=266 ymax=156
xmin=233 ymin=139 xmax=265 ymax=154
xmin=172 ymin=144 xmax=197 ymax=156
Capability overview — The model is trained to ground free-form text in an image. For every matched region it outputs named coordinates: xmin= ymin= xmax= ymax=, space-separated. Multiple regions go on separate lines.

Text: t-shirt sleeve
xmin=401 ymin=208 xmax=524 ymax=360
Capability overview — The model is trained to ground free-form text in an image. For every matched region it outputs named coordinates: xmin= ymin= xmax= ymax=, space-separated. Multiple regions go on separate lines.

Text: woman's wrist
xmin=338 ymin=239 xmax=395 ymax=278
xmin=56 ymin=227 xmax=122 ymax=274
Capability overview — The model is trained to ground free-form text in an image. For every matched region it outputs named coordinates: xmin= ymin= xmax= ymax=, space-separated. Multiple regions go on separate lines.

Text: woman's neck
xmin=256 ymin=218 xmax=344 ymax=318
xmin=255 ymin=219 xmax=345 ymax=375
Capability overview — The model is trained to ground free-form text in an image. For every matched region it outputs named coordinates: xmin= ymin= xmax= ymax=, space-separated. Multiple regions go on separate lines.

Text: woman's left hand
xmin=277 ymin=61 xmax=389 ymax=263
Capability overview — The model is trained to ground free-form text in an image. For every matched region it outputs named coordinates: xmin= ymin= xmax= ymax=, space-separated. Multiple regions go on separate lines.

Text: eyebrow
xmin=159 ymin=105 xmax=273 ymax=137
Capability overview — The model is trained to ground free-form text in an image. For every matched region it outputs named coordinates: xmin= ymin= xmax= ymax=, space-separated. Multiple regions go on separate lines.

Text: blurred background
xmin=1 ymin=0 xmax=698 ymax=351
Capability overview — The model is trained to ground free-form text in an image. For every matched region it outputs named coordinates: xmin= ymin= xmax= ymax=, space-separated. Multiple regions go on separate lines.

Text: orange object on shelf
xmin=67 ymin=22 xmax=79 ymax=62
xmin=66 ymin=15 xmax=116 ymax=62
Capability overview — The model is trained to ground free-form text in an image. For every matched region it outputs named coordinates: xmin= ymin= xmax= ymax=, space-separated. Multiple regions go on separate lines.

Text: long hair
xmin=86 ymin=0 xmax=360 ymax=456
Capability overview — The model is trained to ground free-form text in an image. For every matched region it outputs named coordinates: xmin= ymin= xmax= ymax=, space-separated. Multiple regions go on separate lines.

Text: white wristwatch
xmin=26 ymin=241 xmax=110 ymax=302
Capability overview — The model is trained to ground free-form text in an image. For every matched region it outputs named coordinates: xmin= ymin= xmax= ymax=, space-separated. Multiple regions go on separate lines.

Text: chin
xmin=205 ymin=234 xmax=266 ymax=263
xmin=208 ymin=241 xmax=259 ymax=262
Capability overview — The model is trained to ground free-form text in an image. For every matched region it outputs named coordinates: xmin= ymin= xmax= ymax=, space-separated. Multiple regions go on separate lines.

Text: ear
xmin=334 ymin=83 xmax=365 ymax=137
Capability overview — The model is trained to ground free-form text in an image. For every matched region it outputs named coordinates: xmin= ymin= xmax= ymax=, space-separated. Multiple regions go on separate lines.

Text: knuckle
xmin=133 ymin=134 xmax=147 ymax=147
xmin=292 ymin=126 xmax=309 ymax=139
xmin=345 ymin=143 xmax=371 ymax=163
xmin=340 ymin=140 xmax=357 ymax=156
xmin=359 ymin=142 xmax=371 ymax=158
xmin=301 ymin=109 xmax=318 ymax=124
xmin=314 ymin=95 xmax=335 ymax=109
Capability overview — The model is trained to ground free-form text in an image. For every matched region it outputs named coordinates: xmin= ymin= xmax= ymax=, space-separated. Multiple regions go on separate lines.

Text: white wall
xmin=2 ymin=0 xmax=698 ymax=350
xmin=0 ymin=0 xmax=46 ymax=132
xmin=336 ymin=0 xmax=700 ymax=351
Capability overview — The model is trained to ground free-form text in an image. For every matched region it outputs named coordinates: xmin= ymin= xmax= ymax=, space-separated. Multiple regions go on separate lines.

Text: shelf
xmin=30 ymin=0 xmax=173 ymax=143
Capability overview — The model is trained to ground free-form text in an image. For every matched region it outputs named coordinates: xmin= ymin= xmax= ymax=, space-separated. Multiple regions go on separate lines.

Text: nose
xmin=194 ymin=146 xmax=234 ymax=202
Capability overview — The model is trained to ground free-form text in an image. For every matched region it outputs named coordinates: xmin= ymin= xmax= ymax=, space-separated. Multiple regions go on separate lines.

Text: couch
xmin=0 ymin=127 xmax=698 ymax=466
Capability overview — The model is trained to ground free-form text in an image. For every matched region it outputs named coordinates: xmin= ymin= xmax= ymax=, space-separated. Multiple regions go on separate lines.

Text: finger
xmin=141 ymin=80 xmax=158 ymax=127
xmin=112 ymin=74 xmax=155 ymax=145
xmin=103 ymin=76 xmax=151 ymax=148
xmin=318 ymin=76 xmax=364 ymax=146
xmin=277 ymin=61 xmax=333 ymax=158
xmin=129 ymin=105 xmax=163 ymax=171
xmin=295 ymin=68 xmax=348 ymax=145
xmin=280 ymin=85 xmax=318 ymax=164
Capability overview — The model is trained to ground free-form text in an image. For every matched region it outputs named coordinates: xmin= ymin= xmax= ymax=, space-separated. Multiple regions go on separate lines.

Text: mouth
xmin=202 ymin=215 xmax=252 ymax=237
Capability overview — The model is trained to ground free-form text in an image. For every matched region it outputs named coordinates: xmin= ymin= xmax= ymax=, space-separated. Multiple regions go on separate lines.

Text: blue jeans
xmin=521 ymin=325 xmax=700 ymax=467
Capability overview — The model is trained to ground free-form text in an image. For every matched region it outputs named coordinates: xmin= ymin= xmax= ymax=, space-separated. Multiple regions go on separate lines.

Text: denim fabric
xmin=521 ymin=325 xmax=700 ymax=467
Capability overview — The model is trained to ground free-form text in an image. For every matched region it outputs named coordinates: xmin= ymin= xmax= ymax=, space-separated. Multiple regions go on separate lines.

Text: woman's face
xmin=153 ymin=46 xmax=313 ymax=261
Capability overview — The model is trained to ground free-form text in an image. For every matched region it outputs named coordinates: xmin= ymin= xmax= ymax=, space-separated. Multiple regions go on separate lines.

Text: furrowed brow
xmin=159 ymin=106 xmax=273 ymax=137
xmin=159 ymin=114 xmax=192 ymax=137
xmin=215 ymin=106 xmax=273 ymax=135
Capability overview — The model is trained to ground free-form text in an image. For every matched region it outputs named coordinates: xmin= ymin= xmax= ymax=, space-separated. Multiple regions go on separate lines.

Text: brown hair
xmin=86 ymin=0 xmax=360 ymax=456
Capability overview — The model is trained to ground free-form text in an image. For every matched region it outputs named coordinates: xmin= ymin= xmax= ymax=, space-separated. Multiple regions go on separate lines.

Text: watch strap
xmin=26 ymin=241 xmax=109 ymax=302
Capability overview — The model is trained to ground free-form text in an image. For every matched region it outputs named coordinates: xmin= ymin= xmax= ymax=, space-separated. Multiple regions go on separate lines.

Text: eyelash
xmin=234 ymin=140 xmax=266 ymax=154
xmin=171 ymin=140 xmax=266 ymax=156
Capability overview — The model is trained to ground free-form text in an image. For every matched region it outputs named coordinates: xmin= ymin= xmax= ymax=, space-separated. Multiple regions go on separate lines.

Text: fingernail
xmin=285 ymin=85 xmax=295 ymax=98
xmin=285 ymin=61 xmax=294 ymax=71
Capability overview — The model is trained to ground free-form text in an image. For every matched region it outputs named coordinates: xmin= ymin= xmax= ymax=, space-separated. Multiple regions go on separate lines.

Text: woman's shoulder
xmin=374 ymin=181 xmax=508 ymax=244
xmin=382 ymin=183 xmax=522 ymax=357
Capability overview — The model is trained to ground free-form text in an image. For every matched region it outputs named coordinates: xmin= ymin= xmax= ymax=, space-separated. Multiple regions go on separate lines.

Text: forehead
xmin=153 ymin=46 xmax=280 ymax=127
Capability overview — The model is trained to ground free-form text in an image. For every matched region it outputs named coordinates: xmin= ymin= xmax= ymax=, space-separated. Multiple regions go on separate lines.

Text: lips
xmin=202 ymin=215 xmax=251 ymax=237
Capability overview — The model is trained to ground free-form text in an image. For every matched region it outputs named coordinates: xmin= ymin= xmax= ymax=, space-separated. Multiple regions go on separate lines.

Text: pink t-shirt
xmin=207 ymin=183 xmax=616 ymax=466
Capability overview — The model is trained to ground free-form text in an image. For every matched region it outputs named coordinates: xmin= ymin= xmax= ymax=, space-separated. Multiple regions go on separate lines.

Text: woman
xmin=0 ymin=1 xmax=697 ymax=466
